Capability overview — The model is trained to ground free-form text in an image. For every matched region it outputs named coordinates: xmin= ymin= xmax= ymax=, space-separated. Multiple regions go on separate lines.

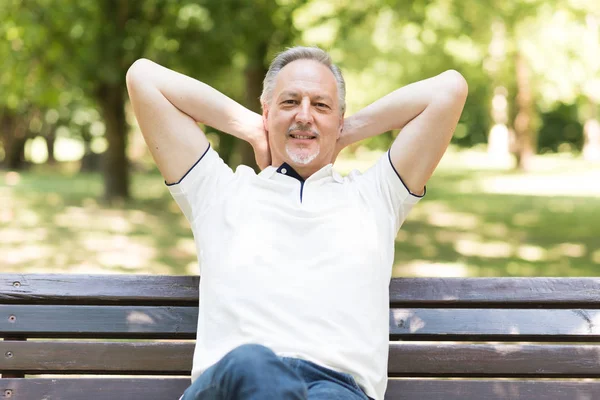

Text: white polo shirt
xmin=167 ymin=145 xmax=423 ymax=400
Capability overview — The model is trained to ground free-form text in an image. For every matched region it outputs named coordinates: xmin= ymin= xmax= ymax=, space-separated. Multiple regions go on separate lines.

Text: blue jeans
xmin=181 ymin=344 xmax=373 ymax=400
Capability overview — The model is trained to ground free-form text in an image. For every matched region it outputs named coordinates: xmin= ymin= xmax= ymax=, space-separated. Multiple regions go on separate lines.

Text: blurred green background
xmin=1 ymin=0 xmax=599 ymax=277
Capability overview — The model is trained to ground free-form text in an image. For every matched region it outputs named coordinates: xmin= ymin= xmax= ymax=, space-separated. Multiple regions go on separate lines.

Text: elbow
xmin=438 ymin=70 xmax=468 ymax=103
xmin=125 ymin=58 xmax=156 ymax=90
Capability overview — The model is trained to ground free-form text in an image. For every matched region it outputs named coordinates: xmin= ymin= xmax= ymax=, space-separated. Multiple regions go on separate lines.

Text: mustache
xmin=287 ymin=123 xmax=319 ymax=137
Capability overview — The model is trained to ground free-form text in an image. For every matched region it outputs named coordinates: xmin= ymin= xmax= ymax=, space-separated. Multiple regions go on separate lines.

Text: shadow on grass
xmin=1 ymin=158 xmax=599 ymax=277
xmin=1 ymin=170 xmax=197 ymax=275
xmin=395 ymin=167 xmax=600 ymax=277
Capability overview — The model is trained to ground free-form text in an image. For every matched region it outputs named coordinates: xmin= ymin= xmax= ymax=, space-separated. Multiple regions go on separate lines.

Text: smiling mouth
xmin=289 ymin=131 xmax=317 ymax=140
xmin=290 ymin=134 xmax=316 ymax=140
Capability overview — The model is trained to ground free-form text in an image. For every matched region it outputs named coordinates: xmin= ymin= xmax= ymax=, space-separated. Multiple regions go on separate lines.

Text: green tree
xmin=301 ymin=0 xmax=598 ymax=170
xmin=2 ymin=0 xmax=307 ymax=203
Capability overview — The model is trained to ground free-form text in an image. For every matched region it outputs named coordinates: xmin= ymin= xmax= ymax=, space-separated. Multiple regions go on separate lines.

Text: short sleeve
xmin=360 ymin=150 xmax=425 ymax=232
xmin=165 ymin=144 xmax=234 ymax=225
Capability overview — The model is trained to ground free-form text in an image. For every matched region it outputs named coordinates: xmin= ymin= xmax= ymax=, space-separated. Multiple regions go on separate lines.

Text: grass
xmin=1 ymin=147 xmax=599 ymax=277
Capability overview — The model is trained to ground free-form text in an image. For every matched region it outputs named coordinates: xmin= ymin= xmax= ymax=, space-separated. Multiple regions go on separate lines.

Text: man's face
xmin=263 ymin=59 xmax=343 ymax=173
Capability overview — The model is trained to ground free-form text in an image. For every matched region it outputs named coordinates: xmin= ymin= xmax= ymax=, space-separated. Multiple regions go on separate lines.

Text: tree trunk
xmin=6 ymin=137 xmax=27 ymax=170
xmin=513 ymin=51 xmax=535 ymax=171
xmin=486 ymin=21 xmax=511 ymax=163
xmin=0 ymin=113 xmax=28 ymax=170
xmin=92 ymin=0 xmax=139 ymax=203
xmin=488 ymin=87 xmax=511 ymax=162
xmin=583 ymin=98 xmax=600 ymax=162
xmin=79 ymin=131 xmax=101 ymax=173
xmin=45 ymin=127 xmax=56 ymax=165
xmin=97 ymin=83 xmax=129 ymax=203
xmin=234 ymin=42 xmax=269 ymax=172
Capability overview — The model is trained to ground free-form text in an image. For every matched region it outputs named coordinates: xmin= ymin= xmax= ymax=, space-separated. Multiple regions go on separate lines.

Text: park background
xmin=0 ymin=0 xmax=599 ymax=278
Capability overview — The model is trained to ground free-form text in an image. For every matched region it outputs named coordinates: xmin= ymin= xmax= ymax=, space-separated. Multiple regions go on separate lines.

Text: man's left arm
xmin=338 ymin=70 xmax=468 ymax=195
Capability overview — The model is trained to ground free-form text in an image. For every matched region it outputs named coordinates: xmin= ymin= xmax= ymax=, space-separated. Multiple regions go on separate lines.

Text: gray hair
xmin=260 ymin=46 xmax=346 ymax=114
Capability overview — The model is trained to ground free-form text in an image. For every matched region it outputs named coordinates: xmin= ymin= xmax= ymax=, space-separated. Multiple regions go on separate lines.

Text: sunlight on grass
xmin=1 ymin=147 xmax=599 ymax=276
xmin=4 ymin=243 xmax=54 ymax=265
xmin=454 ymin=238 xmax=512 ymax=258
xmin=410 ymin=202 xmax=482 ymax=230
xmin=394 ymin=260 xmax=472 ymax=277
xmin=428 ymin=210 xmax=480 ymax=229
xmin=81 ymin=233 xmax=157 ymax=269
xmin=480 ymin=173 xmax=600 ymax=197
xmin=0 ymin=227 xmax=47 ymax=244
xmin=54 ymin=207 xmax=134 ymax=233
xmin=439 ymin=146 xmax=600 ymax=197
xmin=4 ymin=171 xmax=21 ymax=186
xmin=391 ymin=148 xmax=600 ymax=276
xmin=516 ymin=244 xmax=547 ymax=262
xmin=553 ymin=242 xmax=586 ymax=258
xmin=593 ymin=250 xmax=600 ymax=264
xmin=480 ymin=222 xmax=510 ymax=237
xmin=0 ymin=169 xmax=194 ymax=275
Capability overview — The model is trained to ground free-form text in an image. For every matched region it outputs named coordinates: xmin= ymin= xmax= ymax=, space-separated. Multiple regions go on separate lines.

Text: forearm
xmin=128 ymin=59 xmax=261 ymax=143
xmin=343 ymin=70 xmax=462 ymax=145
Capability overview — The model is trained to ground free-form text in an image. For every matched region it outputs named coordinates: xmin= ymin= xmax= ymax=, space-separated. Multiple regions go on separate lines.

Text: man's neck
xmin=290 ymin=164 xmax=321 ymax=180
xmin=272 ymin=161 xmax=328 ymax=180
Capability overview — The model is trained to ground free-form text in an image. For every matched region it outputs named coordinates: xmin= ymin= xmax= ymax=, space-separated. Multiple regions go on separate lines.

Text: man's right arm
xmin=125 ymin=59 xmax=267 ymax=185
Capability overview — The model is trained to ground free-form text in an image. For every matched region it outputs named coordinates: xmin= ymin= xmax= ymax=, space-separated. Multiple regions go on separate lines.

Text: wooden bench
xmin=1 ymin=274 xmax=599 ymax=399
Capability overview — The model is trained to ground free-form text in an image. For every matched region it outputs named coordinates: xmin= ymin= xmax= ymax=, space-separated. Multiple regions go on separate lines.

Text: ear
xmin=337 ymin=112 xmax=345 ymax=140
xmin=262 ymin=103 xmax=269 ymax=133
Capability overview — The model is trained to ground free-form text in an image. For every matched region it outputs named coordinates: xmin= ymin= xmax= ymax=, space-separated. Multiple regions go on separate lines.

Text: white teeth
xmin=292 ymin=135 xmax=313 ymax=139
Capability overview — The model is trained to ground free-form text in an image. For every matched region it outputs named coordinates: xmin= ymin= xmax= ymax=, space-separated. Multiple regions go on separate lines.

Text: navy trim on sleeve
xmin=387 ymin=150 xmax=426 ymax=198
xmin=165 ymin=144 xmax=211 ymax=187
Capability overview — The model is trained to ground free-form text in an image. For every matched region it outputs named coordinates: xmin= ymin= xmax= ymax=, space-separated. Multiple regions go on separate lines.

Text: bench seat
xmin=2 ymin=274 xmax=600 ymax=399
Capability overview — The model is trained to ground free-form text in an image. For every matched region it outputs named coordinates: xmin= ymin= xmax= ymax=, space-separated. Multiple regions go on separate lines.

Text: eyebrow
xmin=278 ymin=91 xmax=333 ymax=103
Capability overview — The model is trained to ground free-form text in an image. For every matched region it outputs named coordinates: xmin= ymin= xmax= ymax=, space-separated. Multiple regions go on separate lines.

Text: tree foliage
xmin=1 ymin=0 xmax=598 ymax=197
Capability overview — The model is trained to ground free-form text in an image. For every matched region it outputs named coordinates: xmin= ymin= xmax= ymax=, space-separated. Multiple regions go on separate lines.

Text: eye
xmin=315 ymin=102 xmax=330 ymax=109
xmin=282 ymin=99 xmax=297 ymax=105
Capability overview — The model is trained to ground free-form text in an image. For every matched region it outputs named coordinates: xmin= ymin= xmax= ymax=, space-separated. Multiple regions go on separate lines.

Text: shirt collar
xmin=276 ymin=162 xmax=305 ymax=182
xmin=259 ymin=162 xmax=343 ymax=184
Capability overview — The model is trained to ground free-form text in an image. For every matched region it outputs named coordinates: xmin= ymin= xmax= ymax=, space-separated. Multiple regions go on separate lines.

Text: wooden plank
xmin=384 ymin=379 xmax=600 ymax=400
xmin=3 ymin=305 xmax=600 ymax=340
xmin=0 ymin=341 xmax=193 ymax=374
xmin=4 ymin=341 xmax=600 ymax=378
xmin=3 ymin=275 xmax=600 ymax=308
xmin=390 ymin=308 xmax=600 ymax=340
xmin=0 ymin=305 xmax=197 ymax=339
xmin=0 ymin=378 xmax=190 ymax=400
xmin=388 ymin=342 xmax=600 ymax=377
xmin=390 ymin=277 xmax=600 ymax=308
xmin=0 ymin=274 xmax=199 ymax=306
xmin=1 ymin=378 xmax=599 ymax=400
xmin=1 ymin=337 xmax=25 ymax=378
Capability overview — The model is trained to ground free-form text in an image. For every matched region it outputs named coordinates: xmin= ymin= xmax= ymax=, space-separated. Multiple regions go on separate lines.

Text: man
xmin=126 ymin=46 xmax=467 ymax=400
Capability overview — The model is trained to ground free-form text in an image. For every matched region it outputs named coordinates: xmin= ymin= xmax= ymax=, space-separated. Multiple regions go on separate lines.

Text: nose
xmin=294 ymin=98 xmax=313 ymax=125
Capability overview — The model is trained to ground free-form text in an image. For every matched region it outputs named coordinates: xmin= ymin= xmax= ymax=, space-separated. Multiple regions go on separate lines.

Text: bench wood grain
xmin=2 ymin=274 xmax=600 ymax=400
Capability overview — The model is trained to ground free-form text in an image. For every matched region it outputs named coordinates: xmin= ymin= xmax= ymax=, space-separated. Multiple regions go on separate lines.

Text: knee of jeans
xmin=224 ymin=344 xmax=275 ymax=364
xmin=222 ymin=343 xmax=276 ymax=374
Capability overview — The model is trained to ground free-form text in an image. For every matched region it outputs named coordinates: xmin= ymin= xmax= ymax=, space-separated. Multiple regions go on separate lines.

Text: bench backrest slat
xmin=1 ymin=275 xmax=199 ymax=305
xmin=4 ymin=341 xmax=600 ymax=377
xmin=0 ymin=378 xmax=190 ymax=400
xmin=2 ymin=274 xmax=600 ymax=400
xmin=4 ymin=275 xmax=600 ymax=307
xmin=384 ymin=379 xmax=600 ymax=400
xmin=0 ymin=305 xmax=197 ymax=339
xmin=2 ymin=378 xmax=600 ymax=400
xmin=388 ymin=343 xmax=600 ymax=377
xmin=391 ymin=277 xmax=600 ymax=307
xmin=4 ymin=304 xmax=600 ymax=340
xmin=1 ymin=341 xmax=193 ymax=374
xmin=390 ymin=308 xmax=600 ymax=340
